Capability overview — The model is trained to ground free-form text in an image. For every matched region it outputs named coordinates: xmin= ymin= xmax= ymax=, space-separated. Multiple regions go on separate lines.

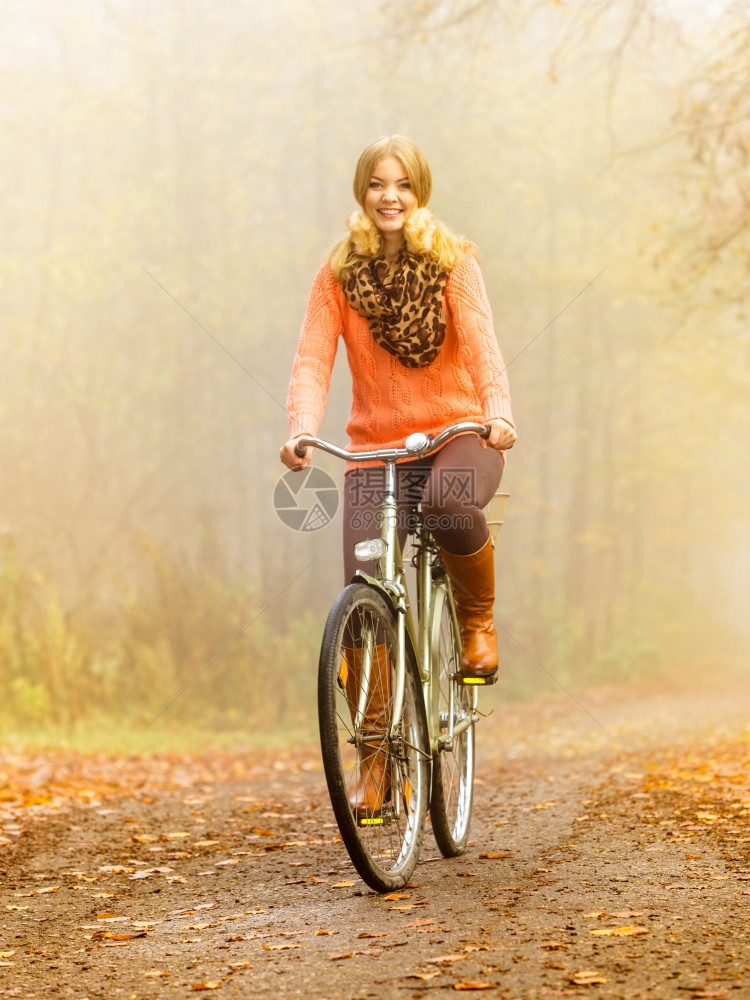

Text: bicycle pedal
xmin=358 ymin=815 xmax=385 ymax=826
xmin=453 ymin=672 xmax=498 ymax=687
xmin=354 ymin=796 xmax=394 ymax=826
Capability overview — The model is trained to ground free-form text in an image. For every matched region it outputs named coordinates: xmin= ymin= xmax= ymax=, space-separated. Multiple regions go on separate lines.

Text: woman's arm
xmin=446 ymin=254 xmax=516 ymax=451
xmin=281 ymin=265 xmax=344 ymax=469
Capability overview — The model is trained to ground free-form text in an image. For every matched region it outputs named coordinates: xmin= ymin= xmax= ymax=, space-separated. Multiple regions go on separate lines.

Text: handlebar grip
xmin=293 ymin=441 xmax=308 ymax=458
xmin=481 ymin=423 xmax=491 ymax=439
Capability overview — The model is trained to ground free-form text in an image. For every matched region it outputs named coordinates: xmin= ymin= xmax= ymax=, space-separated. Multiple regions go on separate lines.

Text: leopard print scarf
xmin=342 ymin=250 xmax=448 ymax=369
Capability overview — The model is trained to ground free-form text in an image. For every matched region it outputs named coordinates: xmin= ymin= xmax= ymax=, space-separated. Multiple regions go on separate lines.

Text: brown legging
xmin=342 ymin=434 xmax=504 ymax=584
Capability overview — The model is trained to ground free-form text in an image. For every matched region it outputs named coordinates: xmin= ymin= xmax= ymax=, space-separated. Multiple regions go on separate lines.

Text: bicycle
xmin=294 ymin=422 xmax=505 ymax=893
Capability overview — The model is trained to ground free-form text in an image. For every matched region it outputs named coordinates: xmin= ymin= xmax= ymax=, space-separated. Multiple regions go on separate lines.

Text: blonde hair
xmin=352 ymin=135 xmax=433 ymax=208
xmin=328 ymin=135 xmax=475 ymax=278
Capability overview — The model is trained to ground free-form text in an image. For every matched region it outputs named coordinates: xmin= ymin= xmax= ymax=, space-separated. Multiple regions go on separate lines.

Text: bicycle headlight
xmin=353 ymin=537 xmax=388 ymax=562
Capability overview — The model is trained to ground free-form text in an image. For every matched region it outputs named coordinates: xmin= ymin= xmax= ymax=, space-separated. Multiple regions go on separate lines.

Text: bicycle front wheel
xmin=429 ymin=583 xmax=475 ymax=856
xmin=318 ymin=583 xmax=430 ymax=893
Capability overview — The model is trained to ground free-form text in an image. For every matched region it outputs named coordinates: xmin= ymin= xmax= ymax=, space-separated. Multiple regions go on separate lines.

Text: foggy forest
xmin=2 ymin=0 xmax=749 ymax=742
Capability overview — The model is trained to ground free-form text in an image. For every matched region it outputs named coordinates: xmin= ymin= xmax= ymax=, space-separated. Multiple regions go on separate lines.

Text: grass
xmin=0 ymin=711 xmax=321 ymax=756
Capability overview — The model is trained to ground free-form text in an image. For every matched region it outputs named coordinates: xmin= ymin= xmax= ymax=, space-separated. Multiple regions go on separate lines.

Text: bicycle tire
xmin=428 ymin=583 xmax=475 ymax=856
xmin=318 ymin=583 xmax=430 ymax=892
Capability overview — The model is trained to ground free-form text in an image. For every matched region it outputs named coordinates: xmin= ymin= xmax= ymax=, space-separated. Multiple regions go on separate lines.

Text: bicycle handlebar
xmin=293 ymin=422 xmax=490 ymax=464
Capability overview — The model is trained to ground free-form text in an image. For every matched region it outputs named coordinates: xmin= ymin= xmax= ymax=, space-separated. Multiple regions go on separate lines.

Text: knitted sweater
xmin=287 ymin=252 xmax=513 ymax=470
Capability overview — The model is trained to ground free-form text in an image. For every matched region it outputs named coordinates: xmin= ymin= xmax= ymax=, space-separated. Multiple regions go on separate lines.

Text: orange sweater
xmin=287 ymin=253 xmax=513 ymax=469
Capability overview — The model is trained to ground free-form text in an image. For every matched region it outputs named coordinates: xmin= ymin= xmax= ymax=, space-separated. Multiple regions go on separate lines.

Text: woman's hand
xmin=279 ymin=438 xmax=311 ymax=471
xmin=482 ymin=418 xmax=517 ymax=452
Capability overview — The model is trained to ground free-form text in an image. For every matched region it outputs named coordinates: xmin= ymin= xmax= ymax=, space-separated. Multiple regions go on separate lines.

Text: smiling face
xmin=363 ymin=155 xmax=418 ymax=252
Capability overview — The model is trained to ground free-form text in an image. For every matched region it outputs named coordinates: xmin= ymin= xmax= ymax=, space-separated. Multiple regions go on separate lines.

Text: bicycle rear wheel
xmin=429 ymin=583 xmax=475 ymax=856
xmin=318 ymin=583 xmax=429 ymax=892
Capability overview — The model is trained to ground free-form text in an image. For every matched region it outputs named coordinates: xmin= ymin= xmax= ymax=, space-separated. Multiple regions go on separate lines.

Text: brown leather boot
xmin=440 ymin=536 xmax=498 ymax=682
xmin=340 ymin=643 xmax=392 ymax=815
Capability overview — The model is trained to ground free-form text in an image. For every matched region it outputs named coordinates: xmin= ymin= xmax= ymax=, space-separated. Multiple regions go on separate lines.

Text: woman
xmin=279 ymin=135 xmax=516 ymax=684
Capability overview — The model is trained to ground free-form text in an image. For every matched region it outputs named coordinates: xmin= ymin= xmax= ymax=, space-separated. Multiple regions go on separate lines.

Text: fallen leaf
xmin=454 ymin=984 xmax=493 ymax=992
xmin=331 ymin=880 xmax=354 ymax=888
xmin=329 ymin=952 xmax=353 ymax=961
xmin=227 ymin=961 xmax=252 ymax=970
xmin=383 ymin=892 xmax=410 ymax=901
xmin=315 ymin=929 xmax=336 ymax=936
xmin=357 ymin=931 xmax=388 ymax=939
xmin=143 ymin=971 xmax=170 ymax=978
xmin=262 ymin=943 xmax=301 ymax=951
xmin=590 ymin=925 xmax=649 ymax=937
xmin=477 ymin=852 xmax=513 ymax=859
xmin=404 ymin=918 xmax=435 ymax=928
xmin=539 ymin=941 xmax=567 ymax=950
xmin=405 ymin=972 xmax=439 ymax=980
xmin=569 ymin=970 xmax=609 ymax=985
xmin=190 ymin=983 xmax=222 ymax=991
xmin=426 ymin=954 xmax=467 ymax=964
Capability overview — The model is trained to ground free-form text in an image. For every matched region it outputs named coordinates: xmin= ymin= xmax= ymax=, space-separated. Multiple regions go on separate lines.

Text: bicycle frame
xmin=294 ymin=423 xmax=488 ymax=755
